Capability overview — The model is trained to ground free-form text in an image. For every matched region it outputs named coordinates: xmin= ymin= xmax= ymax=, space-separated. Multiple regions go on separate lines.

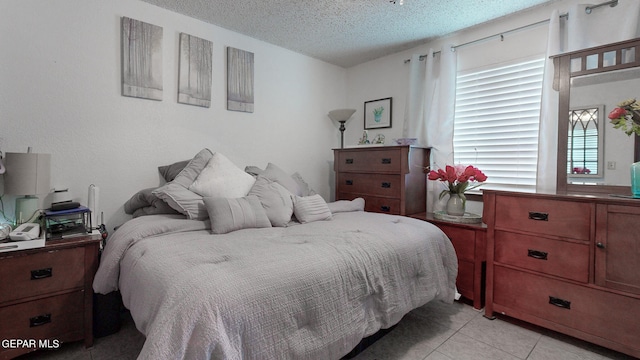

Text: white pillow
xmin=204 ymin=195 xmax=271 ymax=234
xmin=293 ymin=194 xmax=332 ymax=223
xmin=262 ymin=163 xmax=300 ymax=195
xmin=190 ymin=153 xmax=256 ymax=198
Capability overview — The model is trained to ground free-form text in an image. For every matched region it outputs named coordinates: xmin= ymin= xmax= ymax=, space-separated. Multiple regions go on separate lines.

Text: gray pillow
xmin=124 ymin=188 xmax=181 ymax=218
xmin=153 ymin=148 xmax=213 ymax=220
xmin=291 ymin=172 xmax=317 ymax=196
xmin=248 ymin=176 xmax=294 ymax=227
xmin=327 ymin=198 xmax=365 ymax=214
xmin=158 ymin=160 xmax=190 ymax=182
xmin=262 ymin=163 xmax=300 ymax=196
xmin=204 ymin=195 xmax=272 ymax=234
xmin=293 ymin=194 xmax=332 ymax=223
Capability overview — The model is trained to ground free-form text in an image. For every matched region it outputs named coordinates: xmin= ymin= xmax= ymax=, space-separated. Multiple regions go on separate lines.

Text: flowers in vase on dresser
xmin=608 ymin=98 xmax=640 ymax=136
xmin=428 ymin=165 xmax=487 ymax=216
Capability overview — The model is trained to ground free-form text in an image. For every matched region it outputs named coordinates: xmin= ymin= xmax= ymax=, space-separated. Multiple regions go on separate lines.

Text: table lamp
xmin=328 ymin=109 xmax=356 ymax=148
xmin=4 ymin=150 xmax=51 ymax=224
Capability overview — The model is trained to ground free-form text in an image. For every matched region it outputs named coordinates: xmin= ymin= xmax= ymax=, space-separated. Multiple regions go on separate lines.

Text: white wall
xmin=0 ymin=0 xmax=348 ymax=230
xmin=345 ymin=0 xmax=632 ymax=214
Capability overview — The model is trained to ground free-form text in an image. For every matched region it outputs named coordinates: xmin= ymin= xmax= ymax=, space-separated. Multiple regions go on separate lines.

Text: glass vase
xmin=446 ymin=193 xmax=465 ymax=216
xmin=631 ymin=161 xmax=640 ymax=198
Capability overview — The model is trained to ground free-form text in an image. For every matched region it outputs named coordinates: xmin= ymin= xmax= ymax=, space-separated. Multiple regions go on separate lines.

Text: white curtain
xmin=568 ymin=1 xmax=640 ymax=51
xmin=535 ymin=10 xmax=561 ymax=192
xmin=403 ymin=45 xmax=457 ymax=212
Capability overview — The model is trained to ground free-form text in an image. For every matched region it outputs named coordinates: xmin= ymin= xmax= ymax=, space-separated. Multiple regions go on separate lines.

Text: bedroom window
xmin=453 ymin=57 xmax=545 ymax=192
xmin=567 ymin=106 xmax=603 ymax=178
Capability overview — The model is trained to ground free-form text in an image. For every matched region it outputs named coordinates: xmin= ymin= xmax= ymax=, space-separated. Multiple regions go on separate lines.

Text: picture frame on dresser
xmin=364 ymin=97 xmax=392 ymax=129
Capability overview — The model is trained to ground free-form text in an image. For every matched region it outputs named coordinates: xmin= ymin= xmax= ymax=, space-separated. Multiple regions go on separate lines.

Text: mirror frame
xmin=553 ymin=37 xmax=640 ymax=195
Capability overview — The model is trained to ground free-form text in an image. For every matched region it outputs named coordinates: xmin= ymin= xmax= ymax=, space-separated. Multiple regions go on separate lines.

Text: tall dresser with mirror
xmin=484 ymin=38 xmax=640 ymax=359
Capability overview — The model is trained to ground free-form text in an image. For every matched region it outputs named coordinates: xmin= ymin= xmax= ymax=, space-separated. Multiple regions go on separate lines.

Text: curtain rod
xmin=404 ymin=0 xmax=619 ymax=64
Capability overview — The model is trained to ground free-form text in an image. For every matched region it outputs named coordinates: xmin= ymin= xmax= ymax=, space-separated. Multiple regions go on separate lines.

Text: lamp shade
xmin=328 ymin=109 xmax=356 ymax=122
xmin=4 ymin=152 xmax=51 ymax=196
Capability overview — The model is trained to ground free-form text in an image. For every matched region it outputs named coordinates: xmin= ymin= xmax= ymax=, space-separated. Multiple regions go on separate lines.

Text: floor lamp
xmin=328 ymin=109 xmax=356 ymax=148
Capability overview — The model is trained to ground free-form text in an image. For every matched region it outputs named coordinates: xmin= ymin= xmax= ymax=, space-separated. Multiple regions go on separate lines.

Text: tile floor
xmin=16 ymin=300 xmax=637 ymax=360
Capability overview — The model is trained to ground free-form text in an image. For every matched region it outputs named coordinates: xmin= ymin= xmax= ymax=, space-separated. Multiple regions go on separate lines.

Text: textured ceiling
xmin=140 ymin=0 xmax=558 ymax=68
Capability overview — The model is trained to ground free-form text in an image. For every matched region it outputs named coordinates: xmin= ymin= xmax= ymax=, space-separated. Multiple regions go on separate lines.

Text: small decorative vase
xmin=631 ymin=161 xmax=640 ymax=198
xmin=446 ymin=193 xmax=465 ymax=216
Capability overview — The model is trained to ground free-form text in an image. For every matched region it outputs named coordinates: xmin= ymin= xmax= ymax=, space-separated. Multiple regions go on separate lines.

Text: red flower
xmin=608 ymin=107 xmax=627 ymax=120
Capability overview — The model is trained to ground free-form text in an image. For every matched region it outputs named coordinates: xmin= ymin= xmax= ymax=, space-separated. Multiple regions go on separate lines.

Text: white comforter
xmin=93 ymin=211 xmax=457 ymax=360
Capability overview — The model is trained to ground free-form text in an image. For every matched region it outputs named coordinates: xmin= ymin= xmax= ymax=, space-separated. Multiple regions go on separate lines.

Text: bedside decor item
xmin=372 ymin=134 xmax=385 ymax=144
xmin=608 ymin=98 xmax=640 ymax=136
xmin=227 ymin=47 xmax=254 ymax=113
xmin=632 ymin=161 xmax=640 ymax=197
xmin=4 ymin=149 xmax=51 ymax=224
xmin=393 ymin=138 xmax=417 ymax=146
xmin=428 ymin=164 xmax=487 ymax=216
xmin=178 ymin=33 xmax=213 ymax=108
xmin=364 ymin=97 xmax=392 ymax=129
xmin=358 ymin=130 xmax=369 ymax=145
xmin=121 ymin=17 xmax=163 ymax=101
xmin=328 ymin=108 xmax=356 ymax=148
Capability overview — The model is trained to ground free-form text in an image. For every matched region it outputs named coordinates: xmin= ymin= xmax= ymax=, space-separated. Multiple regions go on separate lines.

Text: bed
xmin=93 ymin=149 xmax=458 ymax=360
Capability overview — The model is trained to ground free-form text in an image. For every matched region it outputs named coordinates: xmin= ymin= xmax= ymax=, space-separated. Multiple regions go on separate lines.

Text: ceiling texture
xmin=140 ymin=0 xmax=558 ymax=68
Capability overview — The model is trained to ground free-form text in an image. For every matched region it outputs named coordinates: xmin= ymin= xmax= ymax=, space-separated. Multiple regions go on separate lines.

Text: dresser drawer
xmin=338 ymin=193 xmax=401 ymax=214
xmin=0 ymin=247 xmax=85 ymax=304
xmin=336 ymin=173 xmax=401 ymax=198
xmin=494 ymin=230 xmax=589 ymax=283
xmin=0 ymin=291 xmax=84 ymax=343
xmin=493 ymin=266 xmax=640 ymax=352
xmin=336 ymin=149 xmax=402 ymax=173
xmin=494 ymin=195 xmax=592 ymax=241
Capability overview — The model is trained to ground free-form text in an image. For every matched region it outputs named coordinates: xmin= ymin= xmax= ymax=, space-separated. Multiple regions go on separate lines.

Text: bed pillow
xmin=152 ymin=148 xmax=213 ymax=220
xmin=204 ymin=195 xmax=272 ymax=234
xmin=291 ymin=172 xmax=317 ymax=196
xmin=158 ymin=159 xmax=190 ymax=183
xmin=327 ymin=198 xmax=365 ymax=214
xmin=262 ymin=163 xmax=300 ymax=196
xmin=189 ymin=153 xmax=256 ymax=199
xmin=293 ymin=194 xmax=332 ymax=223
xmin=244 ymin=165 xmax=264 ymax=177
xmin=248 ymin=176 xmax=294 ymax=227
xmin=124 ymin=188 xmax=182 ymax=218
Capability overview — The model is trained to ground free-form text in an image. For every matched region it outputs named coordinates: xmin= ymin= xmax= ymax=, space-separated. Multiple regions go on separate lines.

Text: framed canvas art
xmin=364 ymin=97 xmax=392 ymax=129
xmin=121 ymin=17 xmax=163 ymax=101
xmin=178 ymin=33 xmax=212 ymax=107
xmin=227 ymin=47 xmax=254 ymax=113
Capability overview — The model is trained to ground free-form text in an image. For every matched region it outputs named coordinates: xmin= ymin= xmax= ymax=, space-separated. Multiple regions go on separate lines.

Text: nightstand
xmin=409 ymin=212 xmax=486 ymax=309
xmin=0 ymin=234 xmax=101 ymax=359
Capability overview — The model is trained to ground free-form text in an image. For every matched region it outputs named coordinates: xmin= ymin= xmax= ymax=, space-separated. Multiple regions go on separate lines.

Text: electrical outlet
xmin=607 ymin=161 xmax=616 ymax=170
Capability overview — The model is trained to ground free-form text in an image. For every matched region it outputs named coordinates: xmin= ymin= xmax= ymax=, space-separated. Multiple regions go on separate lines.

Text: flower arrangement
xmin=608 ymin=98 xmax=640 ymax=136
xmin=427 ymin=164 xmax=488 ymax=204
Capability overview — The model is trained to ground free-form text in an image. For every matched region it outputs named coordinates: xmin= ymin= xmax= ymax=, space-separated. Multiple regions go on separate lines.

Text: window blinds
xmin=453 ymin=57 xmax=545 ymax=192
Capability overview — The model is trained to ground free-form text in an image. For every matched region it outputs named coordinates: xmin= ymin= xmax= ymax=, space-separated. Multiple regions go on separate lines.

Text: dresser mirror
xmin=554 ymin=37 xmax=640 ymax=194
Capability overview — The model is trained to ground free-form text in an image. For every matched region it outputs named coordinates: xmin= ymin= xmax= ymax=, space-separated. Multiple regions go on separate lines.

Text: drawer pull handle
xmin=381 ymin=158 xmax=392 ymax=164
xmin=345 ymin=180 xmax=353 ymax=185
xmin=528 ymin=212 xmax=549 ymax=221
xmin=30 ymin=314 xmax=52 ymax=327
xmin=381 ymin=182 xmax=391 ymax=188
xmin=548 ymin=296 xmax=571 ymax=309
xmin=380 ymin=206 xmax=391 ymax=212
xmin=597 ymin=242 xmax=605 ymax=249
xmin=31 ymin=268 xmax=53 ymax=280
xmin=527 ymin=249 xmax=548 ymax=260
xmin=345 ymin=158 xmax=354 ymax=164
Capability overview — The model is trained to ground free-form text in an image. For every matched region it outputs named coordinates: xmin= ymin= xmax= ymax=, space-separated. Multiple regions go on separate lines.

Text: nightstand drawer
xmin=438 ymin=226 xmax=476 ymax=262
xmin=494 ymin=231 xmax=589 ymax=283
xmin=0 ymin=291 xmax=84 ymax=343
xmin=0 ymin=247 xmax=85 ymax=304
xmin=336 ymin=149 xmax=402 ymax=173
xmin=494 ymin=195 xmax=592 ymax=241
xmin=336 ymin=173 xmax=401 ymax=198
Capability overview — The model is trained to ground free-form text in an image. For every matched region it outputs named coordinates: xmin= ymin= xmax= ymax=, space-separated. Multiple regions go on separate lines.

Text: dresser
xmin=333 ymin=145 xmax=429 ymax=215
xmin=0 ymin=234 xmax=101 ymax=359
xmin=483 ymin=190 xmax=640 ymax=358
xmin=409 ymin=212 xmax=486 ymax=309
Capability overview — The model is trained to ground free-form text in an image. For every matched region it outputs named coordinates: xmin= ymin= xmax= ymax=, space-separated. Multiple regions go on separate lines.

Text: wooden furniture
xmin=333 ymin=145 xmax=429 ymax=215
xmin=553 ymin=37 xmax=640 ymax=195
xmin=483 ymin=190 xmax=640 ymax=358
xmin=0 ymin=234 xmax=101 ymax=360
xmin=409 ymin=212 xmax=486 ymax=309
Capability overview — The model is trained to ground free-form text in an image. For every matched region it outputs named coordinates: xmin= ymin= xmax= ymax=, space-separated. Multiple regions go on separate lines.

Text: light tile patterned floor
xmin=16 ymin=300 xmax=637 ymax=360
